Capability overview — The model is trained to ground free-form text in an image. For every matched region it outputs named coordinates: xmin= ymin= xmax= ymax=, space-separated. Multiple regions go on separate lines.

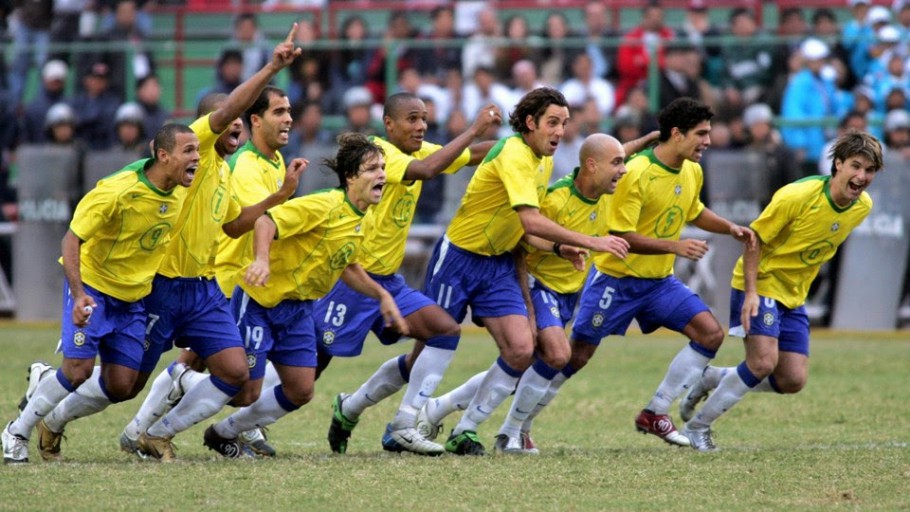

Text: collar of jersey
xmin=241 ymin=140 xmax=281 ymax=170
xmin=562 ymin=167 xmax=598 ymax=205
xmin=821 ymin=175 xmax=856 ymax=213
xmin=343 ymin=191 xmax=367 ymax=217
xmin=137 ymin=158 xmax=175 ymax=196
xmin=643 ymin=147 xmax=681 ymax=175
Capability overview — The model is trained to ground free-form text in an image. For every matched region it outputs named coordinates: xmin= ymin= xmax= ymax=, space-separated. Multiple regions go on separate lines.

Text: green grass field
xmin=0 ymin=323 xmax=907 ymax=511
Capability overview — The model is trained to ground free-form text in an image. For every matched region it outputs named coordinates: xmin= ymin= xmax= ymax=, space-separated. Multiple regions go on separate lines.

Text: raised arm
xmin=222 ymin=158 xmax=308 ymax=238
xmin=621 ymin=130 xmax=659 ymax=156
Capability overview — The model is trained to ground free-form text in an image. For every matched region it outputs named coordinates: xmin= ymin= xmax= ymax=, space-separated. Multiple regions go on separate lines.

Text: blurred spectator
xmin=70 ymin=61 xmax=119 ymax=150
xmin=864 ymin=25 xmax=906 ymax=112
xmin=818 ymin=110 xmax=868 ymax=175
xmin=287 ymin=17 xmax=330 ymax=108
xmin=615 ymin=1 xmax=674 ymax=106
xmin=614 ymin=85 xmax=658 ymax=135
xmin=883 ymin=108 xmax=910 ymax=158
xmin=612 ymin=115 xmax=643 ymax=147
xmin=560 ymin=52 xmax=615 ymax=118
xmin=135 ymin=74 xmax=169 ymax=140
xmin=99 ymin=0 xmax=156 ymax=100
xmin=196 ymin=49 xmax=243 ymax=105
xmin=44 ymin=102 xmax=80 ymax=147
xmin=365 ymin=10 xmax=416 ymax=105
xmin=659 ymin=42 xmax=702 ymax=108
xmin=98 ymin=0 xmax=153 ymax=36
xmin=414 ymin=95 xmax=447 ymax=223
xmin=49 ymin=0 xmax=92 ymax=64
xmin=720 ymin=8 xmax=772 ymax=109
xmin=742 ymin=103 xmax=800 ymax=190
xmin=329 ymin=15 xmax=373 ymax=111
xmin=413 ymin=5 xmax=461 ymax=85
xmin=896 ymin=0 xmax=910 ymax=48
xmin=850 ymin=5 xmax=892 ymax=81
xmin=494 ymin=14 xmax=534 ymax=82
xmin=581 ymin=0 xmax=618 ymax=80
xmin=537 ymin=11 xmax=575 ymax=85
xmin=8 ymin=0 xmax=53 ymax=106
xmin=812 ymin=8 xmax=856 ymax=90
xmin=21 ymin=60 xmax=69 ymax=144
xmin=884 ymin=86 xmax=908 ymax=113
xmin=578 ymin=96 xmax=605 ymax=136
xmin=847 ymin=85 xmax=884 ymax=139
xmin=679 ymin=0 xmax=723 ymax=85
xmin=396 ymin=67 xmax=451 ymax=123
xmin=770 ymin=7 xmax=809 ymax=78
xmin=842 ymin=0 xmax=872 ymax=65
xmin=341 ymin=85 xmax=377 ymax=136
xmin=461 ymin=4 xmax=500 ymax=78
xmin=462 ymin=65 xmax=512 ymax=131
xmin=551 ymin=106 xmax=583 ymax=182
xmin=284 ymin=101 xmax=332 ymax=161
xmin=112 ymin=101 xmax=146 ymax=154
xmin=781 ymin=38 xmax=840 ymax=174
xmin=509 ymin=59 xmax=544 ymax=106
xmin=230 ymin=13 xmax=270 ymax=82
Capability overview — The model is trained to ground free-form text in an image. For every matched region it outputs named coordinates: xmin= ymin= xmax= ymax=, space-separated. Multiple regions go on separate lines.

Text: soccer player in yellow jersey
xmin=423 ymin=88 xmax=630 ymax=455
xmin=321 ymin=93 xmax=502 ymax=456
xmin=201 ymin=133 xmax=409 ymax=458
xmin=2 ymin=124 xmax=200 ymax=463
xmin=679 ymin=132 xmax=884 ymax=451
xmin=565 ymin=98 xmax=755 ymax=448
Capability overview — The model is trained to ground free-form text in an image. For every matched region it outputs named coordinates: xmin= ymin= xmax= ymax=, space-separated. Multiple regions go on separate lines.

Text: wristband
xmin=553 ymin=242 xmax=563 ymax=257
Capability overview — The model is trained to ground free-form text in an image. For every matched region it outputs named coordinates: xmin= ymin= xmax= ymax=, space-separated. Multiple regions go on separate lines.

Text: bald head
xmin=577 ymin=133 xmax=626 ymax=198
xmin=580 ymin=133 xmax=622 ymax=164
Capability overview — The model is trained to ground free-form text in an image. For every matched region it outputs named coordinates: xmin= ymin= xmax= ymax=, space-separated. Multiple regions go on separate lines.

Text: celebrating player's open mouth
xmin=182 ymin=162 xmax=198 ymax=187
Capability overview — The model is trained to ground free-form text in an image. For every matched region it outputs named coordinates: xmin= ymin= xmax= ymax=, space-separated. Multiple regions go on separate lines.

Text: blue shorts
xmin=423 ymin=236 xmax=527 ymax=323
xmin=60 ymin=280 xmax=146 ymax=370
xmin=530 ymin=278 xmax=579 ymax=331
xmin=728 ymin=289 xmax=811 ymax=356
xmin=572 ymin=271 xmax=709 ymax=345
xmin=141 ymin=275 xmax=244 ymax=371
xmin=232 ymin=286 xmax=317 ymax=380
xmin=314 ymin=273 xmax=435 ymax=357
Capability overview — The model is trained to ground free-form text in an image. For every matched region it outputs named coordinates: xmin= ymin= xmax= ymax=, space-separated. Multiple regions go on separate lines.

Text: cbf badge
xmin=550 ymin=306 xmax=560 ymax=319
xmin=73 ymin=331 xmax=86 ymax=346
xmin=322 ymin=331 xmax=335 ymax=346
xmin=592 ymin=313 xmax=604 ymax=327
xmin=247 ymin=354 xmax=257 ymax=369
xmin=763 ymin=313 xmax=775 ymax=326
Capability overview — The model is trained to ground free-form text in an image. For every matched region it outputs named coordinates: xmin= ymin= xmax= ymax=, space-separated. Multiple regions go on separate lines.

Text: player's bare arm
xmin=340 ymin=264 xmax=409 ymax=335
xmin=516 ymin=206 xmax=629 ymax=259
xmin=523 ymin=233 xmax=588 ymax=271
xmin=739 ymin=237 xmax=762 ymax=333
xmin=222 ymin=158 xmax=308 ymax=238
xmin=61 ymin=230 xmax=96 ymax=326
xmin=244 ymin=215 xmax=277 ymax=287
xmin=621 ymin=130 xmax=660 ymax=156
xmin=691 ymin=207 xmax=756 ymax=248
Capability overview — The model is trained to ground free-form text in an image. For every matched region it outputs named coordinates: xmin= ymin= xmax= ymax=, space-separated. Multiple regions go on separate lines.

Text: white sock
xmin=11 ymin=370 xmax=74 ymax=438
xmin=392 ymin=346 xmax=455 ymax=430
xmin=426 ymin=371 xmax=486 ymax=425
xmin=752 ymin=378 xmax=776 ymax=392
xmin=499 ymin=365 xmax=552 ymax=439
xmin=45 ymin=368 xmax=111 ymax=433
xmin=214 ymin=386 xmax=293 ymax=438
xmin=689 ymin=370 xmax=753 ymax=429
xmin=521 ymin=370 xmax=568 ymax=432
xmin=180 ymin=367 xmax=209 ymax=390
xmin=646 ymin=344 xmax=712 ymax=414
xmin=701 ymin=365 xmax=732 ymax=390
xmin=453 ymin=361 xmax=519 ymax=436
xmin=147 ymin=376 xmax=233 ymax=438
xmin=124 ymin=365 xmax=183 ymax=440
xmin=344 ymin=356 xmax=406 ymax=421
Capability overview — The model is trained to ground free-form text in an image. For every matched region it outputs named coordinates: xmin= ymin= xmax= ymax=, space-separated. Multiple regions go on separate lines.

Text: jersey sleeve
xmin=268 ymin=193 xmax=333 ymax=239
xmin=441 ymin=148 xmax=471 ymax=175
xmin=750 ymin=186 xmax=800 ymax=243
xmin=608 ymin=168 xmax=643 ymax=233
xmin=190 ymin=114 xmax=220 ymax=153
xmin=378 ymin=139 xmax=417 ymax=185
xmin=500 ymin=154 xmax=541 ymax=209
xmin=69 ymin=185 xmax=118 ymax=241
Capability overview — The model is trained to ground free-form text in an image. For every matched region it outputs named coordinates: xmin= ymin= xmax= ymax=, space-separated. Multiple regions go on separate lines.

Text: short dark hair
xmin=152 ymin=123 xmax=195 ymax=158
xmin=324 ymin=132 xmax=385 ymax=190
xmin=243 ymin=86 xmax=287 ymax=131
xmin=196 ymin=92 xmax=228 ymax=118
xmin=829 ymin=131 xmax=883 ymax=176
xmin=508 ymin=87 xmax=569 ymax=134
xmin=657 ymin=97 xmax=714 ymax=141
xmin=234 ymin=12 xmax=257 ymax=28
xmin=383 ymin=92 xmax=421 ymax=120
xmin=812 ymin=7 xmax=836 ymax=25
xmin=729 ymin=7 xmax=752 ymax=24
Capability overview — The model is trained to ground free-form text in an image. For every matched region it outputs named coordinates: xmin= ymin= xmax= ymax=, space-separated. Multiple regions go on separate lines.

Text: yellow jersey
xmin=239 ymin=189 xmax=369 ymax=307
xmin=214 ymin=140 xmax=287 ymax=297
xmin=446 ymin=134 xmax=551 ymax=256
xmin=157 ymin=114 xmax=241 ymax=279
xmin=526 ymin=168 xmax=610 ymax=294
xmin=732 ymin=175 xmax=873 ymax=309
xmin=359 ymin=136 xmax=469 ymax=275
xmin=69 ymin=159 xmax=183 ymax=302
xmin=594 ymin=148 xmax=706 ymax=279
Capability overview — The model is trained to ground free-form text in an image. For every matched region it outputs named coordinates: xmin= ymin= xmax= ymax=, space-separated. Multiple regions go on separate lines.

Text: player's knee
xmin=284 ymin=385 xmax=314 ymax=407
xmin=698 ymin=324 xmax=725 ymax=350
xmin=568 ymin=342 xmax=596 ymax=370
xmin=538 ymin=348 xmax=570 ymax=371
xmin=774 ymin=373 xmax=807 ymax=394
xmin=231 ymin=386 xmax=260 ymax=407
xmin=746 ymin=357 xmax=777 ymax=379
xmin=502 ymin=345 xmax=534 ymax=372
xmin=435 ymin=318 xmax=460 ymax=337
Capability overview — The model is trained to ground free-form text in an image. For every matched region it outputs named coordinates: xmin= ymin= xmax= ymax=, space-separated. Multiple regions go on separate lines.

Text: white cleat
xmin=415 ymin=400 xmax=443 ymax=442
xmin=493 ymin=434 xmax=525 ymax=455
xmin=2 ymin=422 xmax=29 ymax=464
xmin=682 ymin=425 xmax=718 ymax=452
xmin=680 ymin=375 xmax=713 ymax=423
xmin=18 ymin=361 xmax=54 ymax=412
xmin=387 ymin=427 xmax=445 ymax=456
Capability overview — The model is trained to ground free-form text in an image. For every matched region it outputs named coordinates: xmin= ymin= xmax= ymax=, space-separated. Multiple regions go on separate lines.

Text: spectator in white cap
xmin=22 ymin=60 xmax=71 ymax=144
xmin=865 ymin=27 xmax=908 ymax=113
xmin=850 ymin=6 xmax=894 ymax=78
xmin=743 ymin=103 xmax=800 ymax=188
xmin=341 ymin=86 xmax=377 ymax=136
xmin=883 ymin=108 xmax=910 ymax=158
xmin=113 ymin=102 xmax=147 ymax=154
xmin=781 ymin=38 xmax=842 ymax=174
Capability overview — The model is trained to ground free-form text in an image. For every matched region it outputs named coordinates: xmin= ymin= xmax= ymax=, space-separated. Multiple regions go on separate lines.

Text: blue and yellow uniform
xmin=525 ymin=168 xmax=610 ymax=331
xmin=215 ymin=140 xmax=287 ymax=298
xmin=315 ymin=137 xmax=469 ymax=357
xmin=142 ymin=114 xmax=247 ymax=372
xmin=729 ymin=175 xmax=873 ymax=355
xmin=573 ymin=148 xmax=711 ymax=345
xmin=424 ymin=134 xmax=551 ymax=325
xmin=232 ymin=189 xmax=370 ymax=378
xmin=61 ymin=159 xmax=183 ymax=369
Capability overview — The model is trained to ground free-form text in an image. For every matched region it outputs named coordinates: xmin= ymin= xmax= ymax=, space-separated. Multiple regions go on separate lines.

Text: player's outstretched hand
xmin=72 ymin=295 xmax=97 ymax=327
xmin=730 ymin=224 xmax=756 ymax=249
xmin=379 ymin=294 xmax=409 ymax=336
xmin=471 ymin=103 xmax=503 ymax=138
xmin=740 ymin=291 xmax=760 ymax=333
xmin=591 ymin=235 xmax=629 ymax=259
xmin=675 ymin=238 xmax=709 ymax=261
xmin=558 ymin=245 xmax=589 ymax=272
xmin=278 ymin=158 xmax=308 ymax=198
xmin=272 ymin=23 xmax=303 ymax=70
xmin=245 ymin=259 xmax=271 ymax=287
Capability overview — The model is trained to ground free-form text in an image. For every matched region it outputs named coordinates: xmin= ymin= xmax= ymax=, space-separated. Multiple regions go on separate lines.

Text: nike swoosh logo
xmin=399 ymin=433 xmax=414 ymax=443
xmin=418 ymin=391 xmax=431 ymax=398
xmin=515 ymin=408 xmax=529 ymax=415
xmin=476 ymin=406 xmax=491 ymax=415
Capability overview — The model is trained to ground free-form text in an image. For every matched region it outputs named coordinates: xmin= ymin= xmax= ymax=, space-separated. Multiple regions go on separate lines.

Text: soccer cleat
xmin=634 ymin=409 xmax=690 ymax=447
xmin=2 ymin=422 xmax=29 ymax=463
xmin=493 ymin=434 xmax=524 ymax=454
xmin=519 ymin=430 xmax=540 ymax=455
xmin=36 ymin=420 xmax=63 ymax=462
xmin=18 ymin=361 xmax=54 ymax=412
xmin=382 ymin=424 xmax=444 ymax=456
xmin=682 ymin=425 xmax=718 ymax=452
xmin=327 ymin=393 xmax=358 ymax=454
xmin=415 ymin=401 xmax=443 ymax=442
xmin=444 ymin=430 xmax=486 ymax=456
xmin=138 ymin=433 xmax=177 ymax=462
xmin=680 ymin=376 xmax=713 ymax=423
xmin=119 ymin=431 xmax=149 ymax=459
xmin=203 ymin=425 xmax=243 ymax=458
xmin=239 ymin=427 xmax=276 ymax=457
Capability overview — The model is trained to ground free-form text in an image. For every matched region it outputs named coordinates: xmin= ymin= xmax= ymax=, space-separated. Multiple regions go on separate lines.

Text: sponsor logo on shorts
xmin=592 ymin=313 xmax=604 ymax=327
xmin=247 ymin=354 xmax=257 ymax=369
xmin=74 ymin=331 xmax=86 ymax=346
xmin=322 ymin=331 xmax=335 ymax=345
xmin=763 ymin=312 xmax=775 ymax=326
